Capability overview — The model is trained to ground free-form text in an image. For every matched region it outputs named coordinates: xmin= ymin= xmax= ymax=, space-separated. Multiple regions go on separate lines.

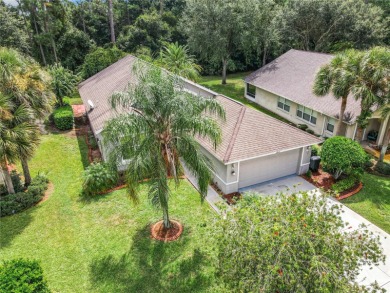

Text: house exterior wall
xmin=245 ymin=85 xmax=356 ymax=139
xmin=199 ymin=146 xmax=239 ymax=194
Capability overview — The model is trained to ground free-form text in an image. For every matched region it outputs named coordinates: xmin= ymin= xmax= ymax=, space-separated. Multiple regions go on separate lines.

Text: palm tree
xmin=157 ymin=42 xmax=202 ymax=81
xmin=0 ymin=94 xmax=37 ymax=194
xmin=0 ymin=47 xmax=53 ymax=186
xmin=49 ymin=63 xmax=79 ymax=106
xmin=352 ymin=47 xmax=390 ymax=142
xmin=313 ymin=50 xmax=360 ymax=136
xmin=103 ymin=64 xmax=224 ymax=229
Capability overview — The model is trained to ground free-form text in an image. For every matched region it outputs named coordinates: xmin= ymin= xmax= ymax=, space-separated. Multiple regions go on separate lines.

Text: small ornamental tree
xmin=214 ymin=192 xmax=385 ymax=293
xmin=321 ymin=136 xmax=367 ymax=180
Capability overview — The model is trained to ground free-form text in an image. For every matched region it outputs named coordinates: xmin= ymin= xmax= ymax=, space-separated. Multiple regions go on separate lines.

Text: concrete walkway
xmin=241 ymin=175 xmax=390 ymax=290
xmin=183 ymin=166 xmax=228 ymax=214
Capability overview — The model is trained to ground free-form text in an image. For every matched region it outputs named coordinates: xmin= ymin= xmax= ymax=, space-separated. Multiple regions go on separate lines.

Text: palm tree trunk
xmin=31 ymin=8 xmax=47 ymax=66
xmin=108 ymin=0 xmax=115 ymax=43
xmin=379 ymin=126 xmax=390 ymax=163
xmin=159 ymin=0 xmax=164 ymax=15
xmin=21 ymin=157 xmax=32 ymax=187
xmin=262 ymin=45 xmax=267 ymax=66
xmin=1 ymin=162 xmax=15 ymax=194
xmin=162 ymin=204 xmax=171 ymax=229
xmin=221 ymin=58 xmax=227 ymax=85
xmin=335 ymin=96 xmax=347 ymax=136
xmin=41 ymin=1 xmax=58 ymax=63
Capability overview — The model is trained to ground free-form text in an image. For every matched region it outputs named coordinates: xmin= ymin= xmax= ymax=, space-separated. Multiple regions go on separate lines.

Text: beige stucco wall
xmin=245 ymin=85 xmax=357 ymax=138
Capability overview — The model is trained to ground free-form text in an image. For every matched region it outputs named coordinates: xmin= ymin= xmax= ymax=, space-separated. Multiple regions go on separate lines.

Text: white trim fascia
xmin=226 ymin=143 xmax=319 ymax=165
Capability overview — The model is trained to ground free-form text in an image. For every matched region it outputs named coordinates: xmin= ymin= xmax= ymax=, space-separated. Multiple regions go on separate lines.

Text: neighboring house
xmin=79 ymin=55 xmax=321 ymax=194
xmin=244 ymin=49 xmax=389 ymax=146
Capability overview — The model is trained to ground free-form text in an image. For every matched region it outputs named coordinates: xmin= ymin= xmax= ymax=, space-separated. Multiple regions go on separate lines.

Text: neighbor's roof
xmin=245 ymin=49 xmax=362 ymax=122
xmin=78 ymin=55 xmax=321 ymax=164
xmin=78 ymin=55 xmax=138 ymax=134
xmin=199 ymin=96 xmax=322 ymax=164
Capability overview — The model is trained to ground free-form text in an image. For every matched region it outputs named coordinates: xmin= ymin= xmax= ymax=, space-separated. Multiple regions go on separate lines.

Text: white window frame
xmin=277 ymin=97 xmax=291 ymax=112
xmin=297 ymin=105 xmax=317 ymax=125
xmin=326 ymin=118 xmax=335 ymax=133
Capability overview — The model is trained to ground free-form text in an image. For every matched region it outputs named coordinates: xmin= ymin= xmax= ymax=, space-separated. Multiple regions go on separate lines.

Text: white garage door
xmin=238 ymin=149 xmax=300 ymax=188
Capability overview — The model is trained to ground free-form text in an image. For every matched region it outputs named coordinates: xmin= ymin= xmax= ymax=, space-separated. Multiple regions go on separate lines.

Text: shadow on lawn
xmin=89 ymin=224 xmax=214 ymax=293
xmin=0 ymin=209 xmax=33 ymax=248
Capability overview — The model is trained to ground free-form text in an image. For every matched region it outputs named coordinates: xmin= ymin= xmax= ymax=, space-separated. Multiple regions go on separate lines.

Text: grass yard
xmin=343 ymin=173 xmax=390 ymax=233
xmin=0 ymin=133 xmax=217 ymax=293
xmin=199 ymin=72 xmax=291 ymax=123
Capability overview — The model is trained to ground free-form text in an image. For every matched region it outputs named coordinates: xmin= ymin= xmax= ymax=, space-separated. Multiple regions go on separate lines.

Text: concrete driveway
xmin=240 ymin=175 xmax=390 ymax=290
xmin=239 ymin=175 xmax=317 ymax=196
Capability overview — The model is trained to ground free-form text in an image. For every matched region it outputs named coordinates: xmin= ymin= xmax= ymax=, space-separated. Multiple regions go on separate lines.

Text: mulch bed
xmin=150 ymin=220 xmax=183 ymax=242
xmin=37 ymin=182 xmax=55 ymax=205
xmin=301 ymin=167 xmax=335 ymax=191
xmin=222 ymin=192 xmax=242 ymax=205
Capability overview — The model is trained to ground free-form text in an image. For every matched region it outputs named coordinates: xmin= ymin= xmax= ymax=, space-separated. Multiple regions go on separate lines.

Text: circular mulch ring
xmin=150 ymin=220 xmax=183 ymax=242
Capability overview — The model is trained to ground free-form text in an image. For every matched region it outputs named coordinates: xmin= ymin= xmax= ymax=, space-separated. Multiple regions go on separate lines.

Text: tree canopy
xmin=214 ymin=192 xmax=385 ymax=292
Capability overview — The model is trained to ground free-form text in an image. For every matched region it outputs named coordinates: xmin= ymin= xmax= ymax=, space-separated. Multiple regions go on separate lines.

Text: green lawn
xmin=199 ymin=72 xmax=291 ymax=123
xmin=343 ymin=173 xmax=390 ymax=233
xmin=0 ymin=133 xmax=217 ymax=292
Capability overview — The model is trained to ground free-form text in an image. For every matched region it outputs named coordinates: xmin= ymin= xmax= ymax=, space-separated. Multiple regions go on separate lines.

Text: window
xmin=247 ymin=83 xmax=256 ymax=98
xmin=326 ymin=118 xmax=335 ymax=133
xmin=296 ymin=105 xmax=317 ymax=125
xmin=277 ymin=97 xmax=291 ymax=112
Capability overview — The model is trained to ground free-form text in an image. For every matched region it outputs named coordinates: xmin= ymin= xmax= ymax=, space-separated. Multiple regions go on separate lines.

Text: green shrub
xmin=375 ymin=162 xmax=390 ymax=175
xmin=0 ymin=174 xmax=49 ymax=217
xmin=53 ymin=105 xmax=74 ymax=130
xmin=306 ymin=170 xmax=312 ymax=178
xmin=311 ymin=144 xmax=321 ymax=157
xmin=306 ymin=129 xmax=315 ymax=135
xmin=0 ymin=259 xmax=50 ymax=293
xmin=82 ymin=162 xmax=118 ymax=195
xmin=331 ymin=176 xmax=360 ymax=194
xmin=10 ymin=170 xmax=25 ymax=193
xmin=298 ymin=124 xmax=308 ymax=131
xmin=321 ymin=136 xmax=366 ymax=180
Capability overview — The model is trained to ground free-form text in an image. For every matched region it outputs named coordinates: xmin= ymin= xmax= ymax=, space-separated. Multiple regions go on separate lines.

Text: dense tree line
xmin=0 ymin=0 xmax=388 ymax=82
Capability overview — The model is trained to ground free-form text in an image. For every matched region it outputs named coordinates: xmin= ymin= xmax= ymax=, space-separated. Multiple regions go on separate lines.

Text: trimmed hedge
xmin=0 ymin=174 xmax=49 ymax=217
xmin=53 ymin=105 xmax=74 ymax=130
xmin=0 ymin=259 xmax=50 ymax=293
xmin=331 ymin=176 xmax=359 ymax=194
xmin=375 ymin=162 xmax=390 ymax=175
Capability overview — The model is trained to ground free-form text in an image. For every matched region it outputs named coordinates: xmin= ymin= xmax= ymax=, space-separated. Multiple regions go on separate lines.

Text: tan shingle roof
xmin=79 ymin=55 xmax=321 ymax=164
xmin=199 ymin=96 xmax=322 ymax=163
xmin=245 ymin=49 xmax=362 ymax=122
xmin=78 ymin=55 xmax=137 ymax=134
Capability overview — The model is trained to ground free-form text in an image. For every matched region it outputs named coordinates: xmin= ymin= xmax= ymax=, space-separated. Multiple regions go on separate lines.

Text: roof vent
xmin=87 ymin=99 xmax=95 ymax=110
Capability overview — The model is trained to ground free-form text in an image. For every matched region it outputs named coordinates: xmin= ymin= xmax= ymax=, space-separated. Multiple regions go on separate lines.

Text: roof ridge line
xmin=223 ymin=105 xmax=246 ymax=163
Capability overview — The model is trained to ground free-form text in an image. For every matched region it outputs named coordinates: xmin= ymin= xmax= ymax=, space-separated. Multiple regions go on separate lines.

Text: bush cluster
xmin=0 ymin=259 xmax=50 ymax=293
xmin=321 ymin=136 xmax=366 ymax=180
xmin=0 ymin=174 xmax=49 ymax=217
xmin=82 ymin=162 xmax=118 ymax=195
xmin=331 ymin=176 xmax=360 ymax=194
xmin=375 ymin=162 xmax=390 ymax=175
xmin=311 ymin=144 xmax=321 ymax=157
xmin=53 ymin=105 xmax=74 ymax=130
